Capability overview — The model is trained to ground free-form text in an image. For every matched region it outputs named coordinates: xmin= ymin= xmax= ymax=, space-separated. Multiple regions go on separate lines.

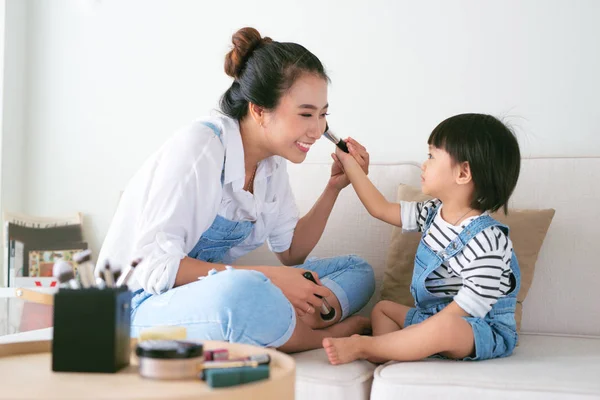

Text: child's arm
xmin=335 ymin=140 xmax=402 ymax=227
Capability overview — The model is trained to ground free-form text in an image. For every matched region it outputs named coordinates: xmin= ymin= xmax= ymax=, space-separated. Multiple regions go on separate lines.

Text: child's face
xmin=421 ymin=145 xmax=460 ymax=198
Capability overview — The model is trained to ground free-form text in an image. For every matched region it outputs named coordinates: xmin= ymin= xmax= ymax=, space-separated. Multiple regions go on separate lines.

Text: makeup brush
xmin=323 ymin=123 xmax=349 ymax=153
xmin=73 ymin=249 xmax=95 ymax=288
xmin=102 ymin=261 xmax=115 ymax=288
xmin=53 ymin=260 xmax=79 ymax=289
xmin=303 ymin=271 xmax=336 ymax=321
xmin=116 ymin=258 xmax=141 ymax=288
xmin=112 ymin=266 xmax=122 ymax=284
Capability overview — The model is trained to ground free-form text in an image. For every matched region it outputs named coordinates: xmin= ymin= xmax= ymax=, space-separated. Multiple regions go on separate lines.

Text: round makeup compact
xmin=135 ymin=340 xmax=204 ymax=380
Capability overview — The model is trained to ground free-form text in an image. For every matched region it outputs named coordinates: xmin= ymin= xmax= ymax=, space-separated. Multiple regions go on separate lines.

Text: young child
xmin=323 ymin=113 xmax=521 ymax=364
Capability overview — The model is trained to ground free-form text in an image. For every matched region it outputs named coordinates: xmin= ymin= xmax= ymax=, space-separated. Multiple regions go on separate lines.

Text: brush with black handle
xmin=323 ymin=123 xmax=349 ymax=153
xmin=303 ymin=271 xmax=336 ymax=321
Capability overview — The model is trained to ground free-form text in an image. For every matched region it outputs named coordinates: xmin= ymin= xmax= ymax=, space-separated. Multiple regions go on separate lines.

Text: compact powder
xmin=136 ymin=340 xmax=204 ymax=380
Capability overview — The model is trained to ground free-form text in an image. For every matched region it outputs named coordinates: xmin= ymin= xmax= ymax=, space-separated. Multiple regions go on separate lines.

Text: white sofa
xmin=2 ymin=158 xmax=600 ymax=399
xmin=239 ymin=157 xmax=600 ymax=400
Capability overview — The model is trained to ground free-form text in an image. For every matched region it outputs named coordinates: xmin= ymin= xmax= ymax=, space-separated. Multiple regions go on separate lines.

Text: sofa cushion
xmin=370 ymin=334 xmax=600 ymax=400
xmin=380 ymin=184 xmax=555 ymax=331
xmin=293 ymin=348 xmax=376 ymax=400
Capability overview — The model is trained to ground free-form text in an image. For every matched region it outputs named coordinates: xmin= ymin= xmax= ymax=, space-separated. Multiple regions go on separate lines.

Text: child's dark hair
xmin=220 ymin=27 xmax=329 ymax=120
xmin=428 ymin=113 xmax=521 ymax=214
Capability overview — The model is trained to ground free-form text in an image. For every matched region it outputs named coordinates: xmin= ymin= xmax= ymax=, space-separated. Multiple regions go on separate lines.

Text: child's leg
xmin=323 ymin=312 xmax=475 ymax=365
xmin=371 ymin=300 xmax=412 ymax=336
xmin=278 ymin=315 xmax=370 ymax=353
xmin=367 ymin=301 xmax=413 ymax=363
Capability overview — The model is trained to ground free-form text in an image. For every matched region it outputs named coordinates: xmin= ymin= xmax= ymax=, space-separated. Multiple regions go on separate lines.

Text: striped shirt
xmin=401 ymin=199 xmax=514 ymax=318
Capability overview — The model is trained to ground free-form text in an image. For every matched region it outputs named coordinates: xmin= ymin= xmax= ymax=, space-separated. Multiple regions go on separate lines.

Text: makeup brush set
xmin=52 ymin=250 xmax=139 ymax=290
xmin=51 ymin=251 xmax=137 ymax=373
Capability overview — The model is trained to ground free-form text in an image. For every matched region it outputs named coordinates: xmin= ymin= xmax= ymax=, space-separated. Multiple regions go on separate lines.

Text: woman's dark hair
xmin=220 ymin=27 xmax=329 ymax=120
xmin=428 ymin=113 xmax=521 ymax=214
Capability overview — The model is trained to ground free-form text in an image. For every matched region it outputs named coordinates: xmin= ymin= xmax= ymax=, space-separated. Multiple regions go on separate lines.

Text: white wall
xmin=1 ymin=0 xmax=28 ymax=285
xmin=1 ymin=0 xmax=28 ymax=211
xmin=3 ymin=0 xmax=600 ymax=260
xmin=0 ymin=0 xmax=5 ymax=286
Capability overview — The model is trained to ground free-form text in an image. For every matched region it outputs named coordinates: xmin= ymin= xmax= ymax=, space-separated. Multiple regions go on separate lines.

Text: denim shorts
xmin=404 ymin=299 xmax=518 ymax=361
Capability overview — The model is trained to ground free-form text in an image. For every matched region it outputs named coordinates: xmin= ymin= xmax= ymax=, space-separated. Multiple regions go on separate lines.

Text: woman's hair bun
xmin=224 ymin=27 xmax=272 ymax=79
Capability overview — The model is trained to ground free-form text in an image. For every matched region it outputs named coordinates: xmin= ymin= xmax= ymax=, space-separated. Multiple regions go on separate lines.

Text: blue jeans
xmin=130 ymin=256 xmax=375 ymax=347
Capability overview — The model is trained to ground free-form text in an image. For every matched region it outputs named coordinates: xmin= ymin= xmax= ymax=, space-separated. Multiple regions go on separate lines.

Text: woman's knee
xmin=343 ymin=255 xmax=376 ymax=313
xmin=338 ymin=255 xmax=375 ymax=293
xmin=208 ymin=269 xmax=296 ymax=347
xmin=208 ymin=268 xmax=271 ymax=303
xmin=208 ymin=269 xmax=280 ymax=312
xmin=310 ymin=254 xmax=376 ymax=317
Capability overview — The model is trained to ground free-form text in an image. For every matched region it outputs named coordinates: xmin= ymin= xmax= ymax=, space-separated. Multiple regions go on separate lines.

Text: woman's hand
xmin=328 ymin=138 xmax=370 ymax=190
xmin=261 ymin=266 xmax=332 ymax=317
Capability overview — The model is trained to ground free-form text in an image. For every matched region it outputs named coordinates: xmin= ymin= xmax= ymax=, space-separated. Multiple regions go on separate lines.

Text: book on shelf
xmin=3 ymin=211 xmax=87 ymax=288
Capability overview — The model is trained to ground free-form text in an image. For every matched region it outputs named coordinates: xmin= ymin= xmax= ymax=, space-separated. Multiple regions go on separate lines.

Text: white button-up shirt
xmin=97 ymin=115 xmax=299 ymax=294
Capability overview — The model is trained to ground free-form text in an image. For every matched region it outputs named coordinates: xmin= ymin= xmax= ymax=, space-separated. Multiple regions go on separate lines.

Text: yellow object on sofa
xmin=139 ymin=326 xmax=187 ymax=341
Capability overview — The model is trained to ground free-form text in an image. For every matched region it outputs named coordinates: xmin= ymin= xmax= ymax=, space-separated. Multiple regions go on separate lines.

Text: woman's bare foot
xmin=322 ymin=335 xmax=369 ymax=365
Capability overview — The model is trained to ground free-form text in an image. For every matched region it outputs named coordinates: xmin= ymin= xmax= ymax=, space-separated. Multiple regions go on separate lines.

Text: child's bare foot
xmin=322 ymin=335 xmax=368 ymax=365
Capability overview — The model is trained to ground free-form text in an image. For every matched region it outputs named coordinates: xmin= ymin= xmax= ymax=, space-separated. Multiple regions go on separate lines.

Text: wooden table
xmin=0 ymin=339 xmax=296 ymax=399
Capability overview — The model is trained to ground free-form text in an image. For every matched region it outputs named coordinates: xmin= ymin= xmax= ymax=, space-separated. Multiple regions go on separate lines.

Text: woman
xmin=97 ymin=27 xmax=375 ymax=352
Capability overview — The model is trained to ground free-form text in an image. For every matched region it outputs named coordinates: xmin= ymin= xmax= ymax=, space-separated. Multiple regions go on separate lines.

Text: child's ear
xmin=456 ymin=161 xmax=472 ymax=185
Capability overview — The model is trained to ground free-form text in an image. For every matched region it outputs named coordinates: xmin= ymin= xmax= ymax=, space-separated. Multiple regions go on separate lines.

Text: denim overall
xmin=405 ymin=205 xmax=521 ymax=360
xmin=130 ymin=121 xmax=375 ymax=347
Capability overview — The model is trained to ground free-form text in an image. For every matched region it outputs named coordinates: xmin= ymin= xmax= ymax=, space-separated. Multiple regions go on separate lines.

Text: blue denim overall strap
xmin=202 ymin=121 xmax=226 ymax=186
xmin=411 ymin=209 xmax=521 ymax=313
xmin=187 ymin=121 xmax=254 ymax=263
